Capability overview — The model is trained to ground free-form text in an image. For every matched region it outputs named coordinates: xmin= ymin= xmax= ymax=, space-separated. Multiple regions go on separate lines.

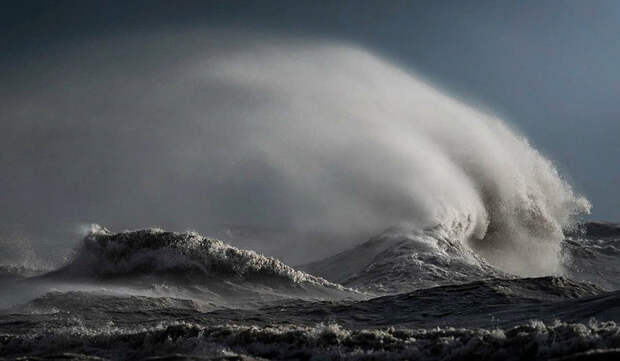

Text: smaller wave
xmin=204 ymin=276 xmax=608 ymax=330
xmin=37 ymin=226 xmax=362 ymax=305
xmin=303 ymin=221 xmax=620 ymax=293
xmin=53 ymin=226 xmax=334 ymax=285
xmin=2 ymin=275 xmax=617 ymax=359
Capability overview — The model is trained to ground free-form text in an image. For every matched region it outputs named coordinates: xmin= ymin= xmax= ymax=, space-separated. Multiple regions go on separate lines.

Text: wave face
xmin=2 ymin=33 xmax=590 ymax=275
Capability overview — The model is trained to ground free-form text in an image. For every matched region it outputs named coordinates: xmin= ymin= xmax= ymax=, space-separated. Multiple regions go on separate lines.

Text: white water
xmin=1 ymin=32 xmax=590 ymax=276
xmin=182 ymin=38 xmax=590 ymax=275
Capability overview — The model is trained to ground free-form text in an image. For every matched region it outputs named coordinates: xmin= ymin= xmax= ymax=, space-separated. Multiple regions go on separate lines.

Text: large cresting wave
xmin=1 ymin=32 xmax=590 ymax=275
xmin=185 ymin=37 xmax=591 ymax=276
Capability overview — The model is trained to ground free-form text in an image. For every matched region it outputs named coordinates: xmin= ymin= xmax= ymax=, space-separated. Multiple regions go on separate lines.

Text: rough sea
xmin=1 ymin=36 xmax=618 ymax=360
xmin=1 ymin=222 xmax=619 ymax=360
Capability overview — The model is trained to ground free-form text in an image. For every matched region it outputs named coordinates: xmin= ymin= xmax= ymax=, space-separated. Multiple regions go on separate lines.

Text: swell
xmin=3 ymin=275 xmax=618 ymax=360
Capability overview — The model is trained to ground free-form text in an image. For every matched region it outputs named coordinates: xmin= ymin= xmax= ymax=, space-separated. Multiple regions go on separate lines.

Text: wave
xmin=3 ymin=275 xmax=617 ymax=360
xmin=50 ymin=226 xmax=331 ymax=285
xmin=8 ymin=276 xmax=610 ymax=330
xmin=563 ymin=222 xmax=620 ymax=290
xmin=304 ymin=222 xmax=620 ymax=293
xmin=302 ymin=225 xmax=510 ymax=293
xmin=197 ymin=276 xmax=610 ymax=330
xmin=35 ymin=226 xmax=362 ymax=305
xmin=2 ymin=33 xmax=590 ymax=277
xmin=3 ymin=273 xmax=618 ymax=359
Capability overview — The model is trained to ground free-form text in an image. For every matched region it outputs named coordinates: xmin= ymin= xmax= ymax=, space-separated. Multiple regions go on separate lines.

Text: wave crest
xmin=53 ymin=226 xmax=346 ymax=292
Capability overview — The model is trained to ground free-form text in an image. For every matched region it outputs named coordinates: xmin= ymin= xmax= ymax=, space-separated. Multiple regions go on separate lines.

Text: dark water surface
xmin=1 ymin=223 xmax=619 ymax=360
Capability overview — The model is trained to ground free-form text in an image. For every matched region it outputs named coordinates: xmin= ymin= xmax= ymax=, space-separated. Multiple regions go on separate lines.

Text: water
xmin=1 ymin=35 xmax=591 ymax=271
xmin=1 ymin=223 xmax=619 ymax=360
xmin=1 ymin=37 xmax=618 ymax=360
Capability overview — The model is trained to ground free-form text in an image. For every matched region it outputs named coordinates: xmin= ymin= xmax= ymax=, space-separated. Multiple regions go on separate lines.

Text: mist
xmin=1 ymin=30 xmax=590 ymax=273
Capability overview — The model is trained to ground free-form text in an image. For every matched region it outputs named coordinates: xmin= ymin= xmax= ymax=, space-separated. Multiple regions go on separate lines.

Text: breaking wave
xmin=1 ymin=33 xmax=591 ymax=276
xmin=0 ymin=226 xmax=361 ymax=309
xmin=49 ymin=226 xmax=344 ymax=288
xmin=183 ymin=39 xmax=592 ymax=276
xmin=218 ymin=41 xmax=589 ymax=278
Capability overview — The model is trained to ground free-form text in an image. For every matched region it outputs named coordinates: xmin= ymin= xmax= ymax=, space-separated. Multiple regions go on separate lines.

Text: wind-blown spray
xmin=0 ymin=33 xmax=590 ymax=275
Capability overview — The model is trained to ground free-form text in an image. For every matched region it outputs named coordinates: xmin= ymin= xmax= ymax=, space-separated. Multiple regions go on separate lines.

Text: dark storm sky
xmin=2 ymin=0 xmax=619 ymax=241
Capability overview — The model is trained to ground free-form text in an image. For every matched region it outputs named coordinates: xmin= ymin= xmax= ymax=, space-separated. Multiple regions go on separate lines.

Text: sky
xmin=1 ymin=1 xmax=619 ymax=262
